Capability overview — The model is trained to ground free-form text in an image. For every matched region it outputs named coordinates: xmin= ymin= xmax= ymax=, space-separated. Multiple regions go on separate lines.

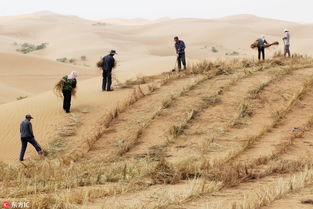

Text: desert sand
xmin=1 ymin=11 xmax=313 ymax=209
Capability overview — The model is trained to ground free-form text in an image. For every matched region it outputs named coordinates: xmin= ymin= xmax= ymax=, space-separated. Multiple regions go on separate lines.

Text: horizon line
xmin=0 ymin=10 xmax=312 ymax=24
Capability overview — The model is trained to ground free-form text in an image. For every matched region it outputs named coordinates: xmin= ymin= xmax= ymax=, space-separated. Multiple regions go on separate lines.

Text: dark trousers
xmin=177 ymin=53 xmax=186 ymax=71
xmin=62 ymin=90 xmax=72 ymax=113
xmin=102 ymin=70 xmax=112 ymax=91
xmin=20 ymin=137 xmax=42 ymax=161
xmin=284 ymin=45 xmax=291 ymax=57
xmin=258 ymin=47 xmax=265 ymax=60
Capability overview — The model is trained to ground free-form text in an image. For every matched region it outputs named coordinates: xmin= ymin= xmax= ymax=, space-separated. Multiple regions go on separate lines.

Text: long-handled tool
xmin=172 ymin=56 xmax=177 ymax=72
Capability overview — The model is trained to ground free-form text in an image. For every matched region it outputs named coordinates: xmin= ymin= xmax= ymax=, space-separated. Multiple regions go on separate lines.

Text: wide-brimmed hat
xmin=110 ymin=50 xmax=117 ymax=55
xmin=25 ymin=114 xmax=33 ymax=119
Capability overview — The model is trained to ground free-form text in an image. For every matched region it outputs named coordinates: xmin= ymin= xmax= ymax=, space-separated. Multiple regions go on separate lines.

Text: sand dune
xmin=1 ymin=11 xmax=313 ymax=209
xmin=0 ymin=12 xmax=312 ymax=164
xmin=1 ymin=12 xmax=312 ymax=85
xmin=0 ymin=52 xmax=96 ymax=104
xmin=101 ymin=18 xmax=156 ymax=25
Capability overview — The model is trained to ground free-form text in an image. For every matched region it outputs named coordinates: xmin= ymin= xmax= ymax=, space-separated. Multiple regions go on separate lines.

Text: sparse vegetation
xmin=16 ymin=96 xmax=28 ymax=100
xmin=16 ymin=42 xmax=48 ymax=54
xmin=56 ymin=57 xmax=68 ymax=63
xmin=225 ymin=51 xmax=239 ymax=56
xmin=92 ymin=22 xmax=106 ymax=26
xmin=211 ymin=46 xmax=218 ymax=53
xmin=69 ymin=58 xmax=76 ymax=63
xmin=56 ymin=56 xmax=87 ymax=65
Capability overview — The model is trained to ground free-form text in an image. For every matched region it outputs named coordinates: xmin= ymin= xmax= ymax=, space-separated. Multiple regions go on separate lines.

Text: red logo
xmin=2 ymin=202 xmax=9 ymax=208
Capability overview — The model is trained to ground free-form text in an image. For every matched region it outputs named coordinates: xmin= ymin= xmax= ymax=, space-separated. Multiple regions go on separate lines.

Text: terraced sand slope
xmin=1 ymin=56 xmax=313 ymax=209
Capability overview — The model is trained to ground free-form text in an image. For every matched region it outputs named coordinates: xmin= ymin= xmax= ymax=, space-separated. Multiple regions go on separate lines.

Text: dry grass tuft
xmin=202 ymin=95 xmax=221 ymax=106
xmin=229 ymin=100 xmax=253 ymax=128
xmin=57 ymin=114 xmax=81 ymax=137
xmin=161 ymin=95 xmax=175 ymax=109
xmin=149 ymin=159 xmax=180 ymax=184
xmin=248 ymin=82 xmax=268 ymax=99
xmin=169 ymin=109 xmax=198 ymax=140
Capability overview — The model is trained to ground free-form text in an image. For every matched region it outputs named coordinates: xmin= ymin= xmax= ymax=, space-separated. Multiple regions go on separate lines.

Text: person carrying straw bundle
xmin=251 ymin=35 xmax=279 ymax=60
xmin=99 ymin=50 xmax=117 ymax=91
xmin=54 ymin=71 xmax=78 ymax=113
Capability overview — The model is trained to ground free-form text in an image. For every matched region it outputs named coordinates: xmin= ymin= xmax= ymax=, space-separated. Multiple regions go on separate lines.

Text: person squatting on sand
xmin=283 ymin=29 xmax=291 ymax=57
xmin=54 ymin=71 xmax=78 ymax=113
xmin=19 ymin=114 xmax=43 ymax=161
xmin=174 ymin=36 xmax=186 ymax=71
xmin=101 ymin=50 xmax=117 ymax=91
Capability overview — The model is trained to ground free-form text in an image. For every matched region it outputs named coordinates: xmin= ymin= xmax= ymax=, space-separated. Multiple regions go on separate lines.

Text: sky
xmin=0 ymin=0 xmax=312 ymax=22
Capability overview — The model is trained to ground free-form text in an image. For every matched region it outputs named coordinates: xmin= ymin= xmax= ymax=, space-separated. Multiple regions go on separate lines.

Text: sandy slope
xmin=0 ymin=12 xmax=312 ymax=164
xmin=0 ymin=76 xmax=135 ymax=163
xmin=0 ymin=52 xmax=96 ymax=104
xmin=1 ymin=12 xmax=313 ymax=83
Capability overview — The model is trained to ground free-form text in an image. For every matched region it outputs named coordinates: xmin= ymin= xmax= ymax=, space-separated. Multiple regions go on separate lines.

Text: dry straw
xmin=1 ymin=55 xmax=313 ymax=209
xmin=54 ymin=78 xmax=77 ymax=97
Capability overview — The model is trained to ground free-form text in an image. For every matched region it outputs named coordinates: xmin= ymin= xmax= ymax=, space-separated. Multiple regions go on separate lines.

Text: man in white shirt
xmin=283 ymin=29 xmax=291 ymax=57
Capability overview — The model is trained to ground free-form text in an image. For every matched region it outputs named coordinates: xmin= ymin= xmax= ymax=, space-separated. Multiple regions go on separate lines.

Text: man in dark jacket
xmin=257 ymin=35 xmax=268 ymax=60
xmin=19 ymin=114 xmax=43 ymax=161
xmin=102 ymin=50 xmax=117 ymax=91
xmin=174 ymin=36 xmax=186 ymax=71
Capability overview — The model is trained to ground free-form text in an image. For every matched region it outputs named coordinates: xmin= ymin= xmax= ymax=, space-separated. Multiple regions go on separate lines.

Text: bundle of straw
xmin=250 ymin=41 xmax=279 ymax=49
xmin=97 ymin=59 xmax=103 ymax=68
xmin=265 ymin=41 xmax=279 ymax=48
xmin=250 ymin=40 xmax=259 ymax=49
xmin=54 ymin=79 xmax=65 ymax=98
xmin=71 ymin=88 xmax=77 ymax=96
xmin=54 ymin=78 xmax=77 ymax=97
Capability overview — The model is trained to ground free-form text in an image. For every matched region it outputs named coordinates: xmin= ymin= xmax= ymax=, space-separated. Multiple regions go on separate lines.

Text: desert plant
xmin=225 ymin=51 xmax=239 ymax=56
xmin=69 ymin=58 xmax=76 ymax=63
xmin=56 ymin=57 xmax=68 ymax=63
xmin=16 ymin=42 xmax=48 ymax=54
xmin=211 ymin=47 xmax=218 ymax=53
xmin=16 ymin=96 xmax=28 ymax=100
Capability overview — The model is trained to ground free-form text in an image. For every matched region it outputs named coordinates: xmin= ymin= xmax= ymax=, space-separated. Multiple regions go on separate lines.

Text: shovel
xmin=172 ymin=56 xmax=177 ymax=72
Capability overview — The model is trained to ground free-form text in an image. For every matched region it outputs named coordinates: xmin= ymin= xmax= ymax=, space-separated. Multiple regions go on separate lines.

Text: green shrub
xmin=57 ymin=58 xmax=68 ymax=63
xmin=36 ymin=43 xmax=48 ymax=50
xmin=81 ymin=56 xmax=87 ymax=61
xmin=226 ymin=51 xmax=240 ymax=56
xmin=211 ymin=47 xmax=218 ymax=53
xmin=17 ymin=96 xmax=28 ymax=101
xmin=69 ymin=58 xmax=76 ymax=63
xmin=16 ymin=42 xmax=48 ymax=54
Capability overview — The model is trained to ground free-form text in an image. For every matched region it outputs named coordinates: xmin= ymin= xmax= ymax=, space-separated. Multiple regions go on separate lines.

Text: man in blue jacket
xmin=174 ymin=36 xmax=186 ymax=71
xmin=102 ymin=50 xmax=117 ymax=91
xmin=20 ymin=114 xmax=43 ymax=161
